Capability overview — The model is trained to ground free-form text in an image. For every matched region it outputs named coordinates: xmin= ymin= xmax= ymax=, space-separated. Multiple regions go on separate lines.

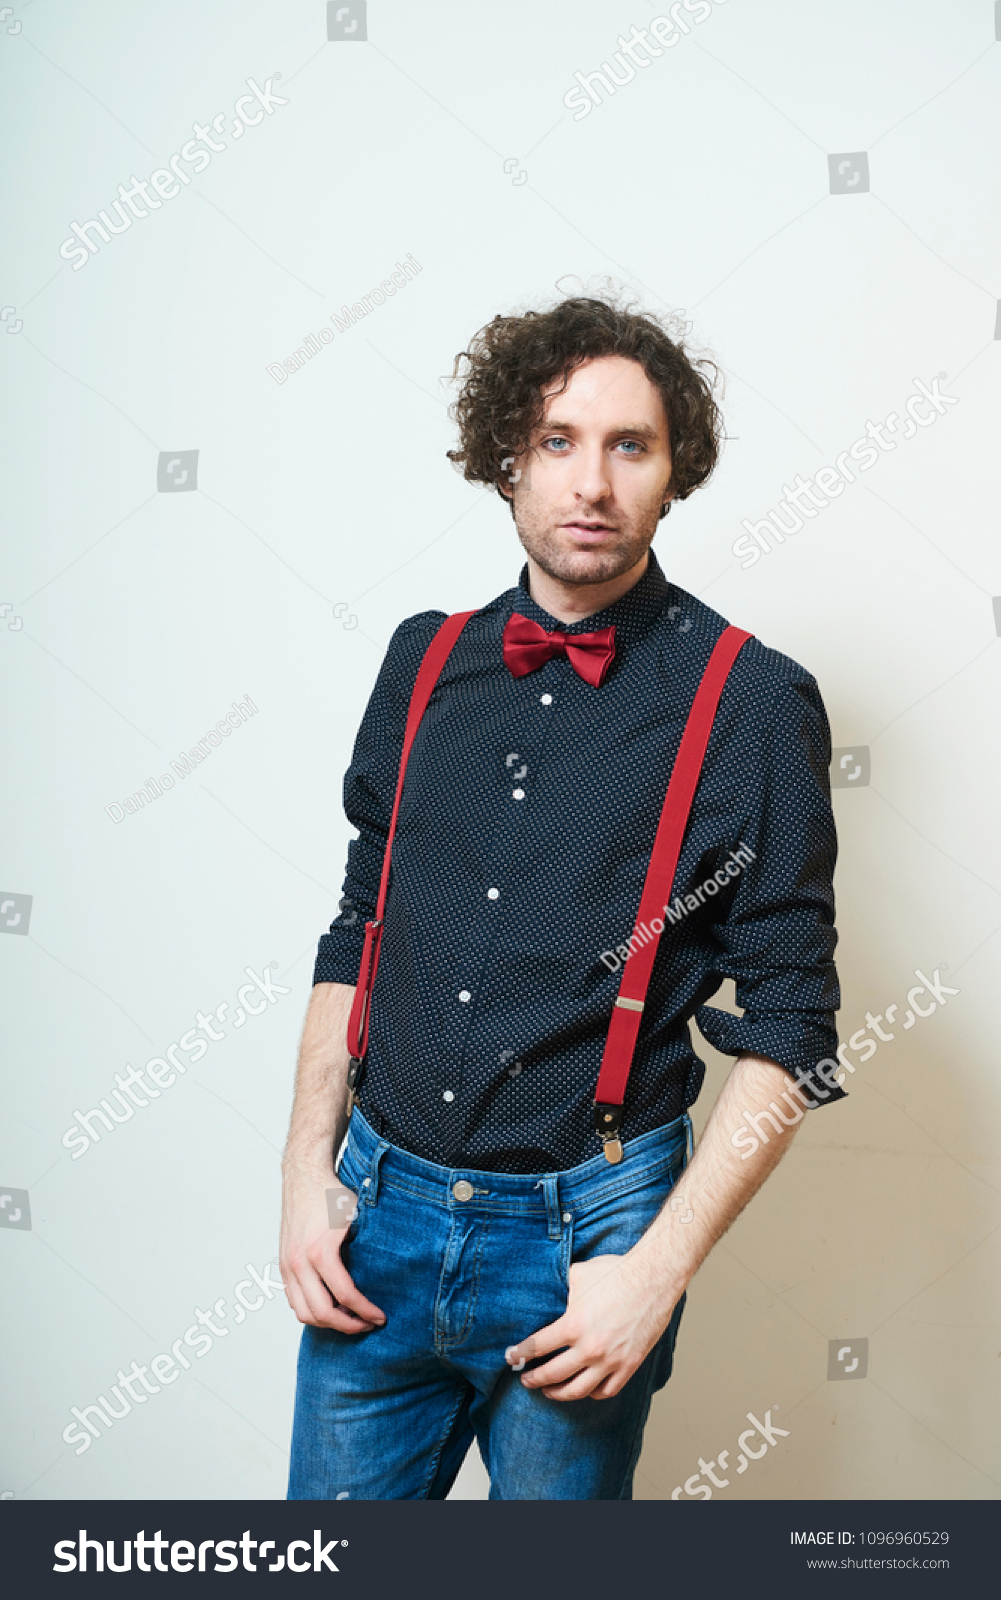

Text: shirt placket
xmin=436 ymin=656 xmax=566 ymax=1161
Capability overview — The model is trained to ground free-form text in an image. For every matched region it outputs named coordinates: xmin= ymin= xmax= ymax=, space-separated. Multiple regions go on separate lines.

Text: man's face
xmin=500 ymin=354 xmax=674 ymax=587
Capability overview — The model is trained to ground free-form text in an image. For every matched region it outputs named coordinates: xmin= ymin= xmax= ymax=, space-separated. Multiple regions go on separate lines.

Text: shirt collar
xmin=510 ymin=546 xmax=671 ymax=647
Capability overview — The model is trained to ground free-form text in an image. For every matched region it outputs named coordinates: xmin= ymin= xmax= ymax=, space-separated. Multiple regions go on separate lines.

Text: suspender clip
xmin=593 ymin=1103 xmax=624 ymax=1163
xmin=593 ymin=1102 xmax=623 ymax=1136
xmin=346 ymin=1054 xmax=366 ymax=1114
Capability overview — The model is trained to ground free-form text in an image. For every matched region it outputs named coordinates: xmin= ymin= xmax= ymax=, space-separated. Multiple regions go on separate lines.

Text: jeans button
xmin=453 ymin=1180 xmax=474 ymax=1202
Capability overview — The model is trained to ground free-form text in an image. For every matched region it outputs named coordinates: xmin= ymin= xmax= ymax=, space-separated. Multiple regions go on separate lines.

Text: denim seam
xmin=450 ymin=1220 xmax=487 ymax=1347
xmin=565 ymin=1160 xmax=685 ymax=1211
xmin=557 ymin=1218 xmax=573 ymax=1291
xmin=377 ymin=1177 xmax=555 ymax=1217
xmin=342 ymin=1203 xmax=362 ymax=1249
xmin=433 ymin=1219 xmax=489 ymax=1353
xmin=373 ymin=1156 xmax=683 ymax=1209
xmin=616 ymin=1349 xmax=662 ymax=1500
xmin=364 ymin=1140 xmax=391 ymax=1205
xmin=419 ymin=1382 xmax=473 ymax=1500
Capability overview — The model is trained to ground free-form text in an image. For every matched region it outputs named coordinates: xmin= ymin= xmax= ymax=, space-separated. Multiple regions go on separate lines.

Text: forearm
xmin=282 ymin=981 xmax=356 ymax=1179
xmin=628 ymin=1052 xmax=801 ymax=1303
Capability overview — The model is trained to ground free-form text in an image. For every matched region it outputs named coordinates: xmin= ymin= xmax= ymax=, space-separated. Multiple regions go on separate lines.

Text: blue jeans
xmin=288 ymin=1104 xmax=691 ymax=1500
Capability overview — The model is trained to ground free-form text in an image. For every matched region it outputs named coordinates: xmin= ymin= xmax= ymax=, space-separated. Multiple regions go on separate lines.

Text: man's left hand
xmin=505 ymin=1251 xmax=677 ymax=1401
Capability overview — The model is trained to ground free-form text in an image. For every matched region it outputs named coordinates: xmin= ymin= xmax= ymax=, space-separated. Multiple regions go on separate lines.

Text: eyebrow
xmin=536 ymin=419 xmax=664 ymax=442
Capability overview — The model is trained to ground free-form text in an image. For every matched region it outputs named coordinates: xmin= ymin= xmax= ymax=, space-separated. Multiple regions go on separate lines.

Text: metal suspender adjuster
xmin=593 ymin=1102 xmax=624 ymax=1165
xmin=346 ymin=1055 xmax=366 ymax=1115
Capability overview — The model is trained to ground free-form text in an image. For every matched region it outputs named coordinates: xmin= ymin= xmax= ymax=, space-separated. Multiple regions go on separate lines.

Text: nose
xmin=569 ymin=443 xmax=612 ymax=506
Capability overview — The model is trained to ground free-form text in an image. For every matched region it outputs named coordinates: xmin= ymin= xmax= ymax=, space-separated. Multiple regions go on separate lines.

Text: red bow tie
xmin=502 ymin=612 xmax=616 ymax=688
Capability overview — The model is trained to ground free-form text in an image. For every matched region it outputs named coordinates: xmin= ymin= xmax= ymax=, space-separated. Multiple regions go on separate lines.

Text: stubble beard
xmin=513 ymin=495 xmax=663 ymax=588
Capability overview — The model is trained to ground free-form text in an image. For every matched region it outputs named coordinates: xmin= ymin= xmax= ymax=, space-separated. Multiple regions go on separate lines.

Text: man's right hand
xmin=280 ymin=1167 xmax=387 ymax=1333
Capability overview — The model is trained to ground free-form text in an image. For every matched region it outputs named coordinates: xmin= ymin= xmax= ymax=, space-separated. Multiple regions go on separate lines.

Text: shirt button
xmin=453 ymin=1180 xmax=474 ymax=1202
xmin=540 ymin=693 xmax=553 ymax=705
xmin=487 ymin=887 xmax=499 ymax=900
xmin=443 ymin=1090 xmax=455 ymax=1102
xmin=458 ymin=989 xmax=471 ymax=1002
xmin=512 ymin=787 xmax=525 ymax=800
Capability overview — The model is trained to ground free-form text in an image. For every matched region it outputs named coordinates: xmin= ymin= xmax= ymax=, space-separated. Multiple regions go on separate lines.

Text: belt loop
xmin=543 ymin=1174 xmax=561 ymax=1241
xmin=683 ymin=1112 xmax=694 ymax=1167
xmin=364 ymin=1140 xmax=390 ymax=1206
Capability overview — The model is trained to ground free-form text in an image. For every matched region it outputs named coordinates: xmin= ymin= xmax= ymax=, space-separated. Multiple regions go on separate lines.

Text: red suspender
xmin=592 ymin=624 xmax=753 ymax=1159
xmin=346 ymin=610 xmax=477 ymax=1074
xmin=346 ymin=611 xmax=754 ymax=1160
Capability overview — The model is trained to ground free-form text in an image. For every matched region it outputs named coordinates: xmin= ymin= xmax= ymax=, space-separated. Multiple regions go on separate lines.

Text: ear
xmin=499 ymin=481 xmax=518 ymax=520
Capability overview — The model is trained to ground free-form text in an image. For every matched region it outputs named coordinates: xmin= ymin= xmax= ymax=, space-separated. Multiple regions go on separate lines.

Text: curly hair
xmin=446 ymin=293 xmax=723 ymax=518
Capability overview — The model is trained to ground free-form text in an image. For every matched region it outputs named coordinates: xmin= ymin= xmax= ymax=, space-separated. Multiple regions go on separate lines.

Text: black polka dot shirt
xmin=313 ymin=549 xmax=842 ymax=1174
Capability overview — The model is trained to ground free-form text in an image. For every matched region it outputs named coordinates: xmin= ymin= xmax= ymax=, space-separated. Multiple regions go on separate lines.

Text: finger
xmin=291 ymin=1258 xmax=384 ymax=1332
xmin=281 ymin=1247 xmax=333 ymax=1324
xmin=538 ymin=1367 xmax=606 ymax=1402
xmin=290 ymin=1257 xmax=357 ymax=1329
xmin=519 ymin=1345 xmax=597 ymax=1390
xmin=326 ymin=1262 xmax=389 ymax=1330
xmin=504 ymin=1314 xmax=574 ymax=1370
xmin=280 ymin=1271 xmax=315 ymax=1326
xmin=284 ymin=1264 xmax=365 ymax=1334
xmin=310 ymin=1236 xmax=388 ymax=1328
xmin=589 ymin=1373 xmax=621 ymax=1400
xmin=283 ymin=1236 xmax=379 ymax=1331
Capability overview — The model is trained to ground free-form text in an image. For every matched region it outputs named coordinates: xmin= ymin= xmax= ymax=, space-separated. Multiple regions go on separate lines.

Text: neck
xmin=525 ymin=548 xmax=651 ymax=625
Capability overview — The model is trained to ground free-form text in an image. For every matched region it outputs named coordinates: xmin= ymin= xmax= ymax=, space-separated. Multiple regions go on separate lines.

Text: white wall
xmin=1 ymin=0 xmax=998 ymax=1502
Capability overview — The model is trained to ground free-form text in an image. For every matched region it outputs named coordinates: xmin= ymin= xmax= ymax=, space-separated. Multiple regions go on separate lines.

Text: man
xmin=281 ymin=295 xmax=841 ymax=1500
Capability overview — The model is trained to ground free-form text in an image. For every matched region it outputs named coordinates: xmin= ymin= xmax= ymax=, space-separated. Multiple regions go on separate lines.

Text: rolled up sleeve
xmin=696 ymin=673 xmax=844 ymax=1103
xmin=312 ymin=611 xmax=446 ymax=986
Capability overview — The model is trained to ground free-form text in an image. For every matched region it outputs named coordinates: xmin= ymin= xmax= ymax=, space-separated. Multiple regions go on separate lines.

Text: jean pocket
xmin=336 ymin=1139 xmax=365 ymax=1193
xmin=555 ymin=1217 xmax=574 ymax=1292
xmin=572 ymin=1160 xmax=684 ymax=1264
xmin=340 ymin=1190 xmax=365 ymax=1250
xmin=332 ymin=1152 xmax=364 ymax=1242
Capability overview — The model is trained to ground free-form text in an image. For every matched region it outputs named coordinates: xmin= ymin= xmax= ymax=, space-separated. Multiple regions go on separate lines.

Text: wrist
xmin=281 ymin=1143 xmax=338 ymax=1182
xmin=626 ymin=1227 xmax=693 ymax=1308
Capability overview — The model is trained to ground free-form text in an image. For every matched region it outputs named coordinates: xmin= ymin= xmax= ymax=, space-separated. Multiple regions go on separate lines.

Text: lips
xmin=561 ymin=521 xmax=615 ymax=541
